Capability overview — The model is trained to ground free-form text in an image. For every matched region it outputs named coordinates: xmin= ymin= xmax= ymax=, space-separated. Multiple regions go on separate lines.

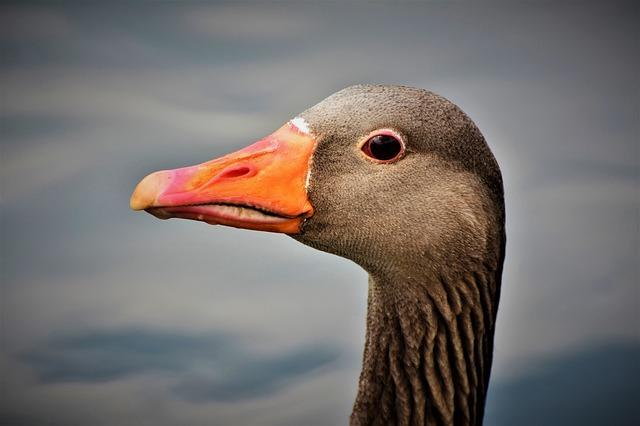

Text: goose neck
xmin=350 ymin=270 xmax=499 ymax=426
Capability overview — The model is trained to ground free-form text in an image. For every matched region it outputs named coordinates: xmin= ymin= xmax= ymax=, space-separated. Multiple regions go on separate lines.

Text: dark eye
xmin=361 ymin=133 xmax=404 ymax=162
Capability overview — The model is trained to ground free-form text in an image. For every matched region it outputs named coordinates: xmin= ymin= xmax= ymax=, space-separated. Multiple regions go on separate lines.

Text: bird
xmin=130 ymin=85 xmax=505 ymax=426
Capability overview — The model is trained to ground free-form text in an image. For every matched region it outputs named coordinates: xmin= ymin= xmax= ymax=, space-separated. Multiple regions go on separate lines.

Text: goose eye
xmin=361 ymin=134 xmax=403 ymax=162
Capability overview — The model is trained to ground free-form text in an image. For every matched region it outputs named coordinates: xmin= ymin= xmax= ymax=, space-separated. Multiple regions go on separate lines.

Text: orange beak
xmin=130 ymin=120 xmax=316 ymax=234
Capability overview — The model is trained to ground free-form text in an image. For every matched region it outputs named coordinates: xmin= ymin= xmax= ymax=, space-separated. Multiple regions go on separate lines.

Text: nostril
xmin=218 ymin=165 xmax=252 ymax=179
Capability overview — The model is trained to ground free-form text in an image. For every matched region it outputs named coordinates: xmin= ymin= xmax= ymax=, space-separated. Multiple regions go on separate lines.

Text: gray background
xmin=1 ymin=1 xmax=638 ymax=425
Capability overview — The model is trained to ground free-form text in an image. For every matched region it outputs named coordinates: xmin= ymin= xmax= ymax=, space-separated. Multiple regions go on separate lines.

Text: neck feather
xmin=350 ymin=266 xmax=501 ymax=426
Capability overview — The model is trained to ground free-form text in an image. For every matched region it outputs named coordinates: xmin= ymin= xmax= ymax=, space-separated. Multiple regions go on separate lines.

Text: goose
xmin=130 ymin=85 xmax=505 ymax=426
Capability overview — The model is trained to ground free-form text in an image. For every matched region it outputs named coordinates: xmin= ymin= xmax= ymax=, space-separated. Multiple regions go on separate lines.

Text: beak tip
xmin=129 ymin=194 xmax=149 ymax=211
xmin=130 ymin=172 xmax=166 ymax=211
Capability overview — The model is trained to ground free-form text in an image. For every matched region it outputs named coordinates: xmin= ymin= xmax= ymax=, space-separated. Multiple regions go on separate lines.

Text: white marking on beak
xmin=304 ymin=158 xmax=313 ymax=190
xmin=290 ymin=116 xmax=311 ymax=135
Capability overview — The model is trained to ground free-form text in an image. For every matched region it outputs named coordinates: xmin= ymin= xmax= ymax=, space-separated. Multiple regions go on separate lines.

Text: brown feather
xmin=293 ymin=85 xmax=505 ymax=425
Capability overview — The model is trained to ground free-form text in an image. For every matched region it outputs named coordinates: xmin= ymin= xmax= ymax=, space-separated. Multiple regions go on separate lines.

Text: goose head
xmin=131 ymin=85 xmax=503 ymax=280
xmin=131 ymin=84 xmax=505 ymax=425
xmin=293 ymin=85 xmax=504 ymax=281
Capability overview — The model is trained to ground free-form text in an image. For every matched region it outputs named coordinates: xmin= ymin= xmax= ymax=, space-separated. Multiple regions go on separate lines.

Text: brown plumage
xmin=295 ymin=86 xmax=505 ymax=425
xmin=132 ymin=85 xmax=505 ymax=425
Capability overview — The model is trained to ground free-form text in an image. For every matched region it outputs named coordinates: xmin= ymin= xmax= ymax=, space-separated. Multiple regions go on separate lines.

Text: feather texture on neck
xmin=350 ymin=263 xmax=502 ymax=426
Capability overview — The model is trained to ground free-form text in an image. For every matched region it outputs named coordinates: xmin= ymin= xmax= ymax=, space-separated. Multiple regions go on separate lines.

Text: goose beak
xmin=130 ymin=120 xmax=317 ymax=234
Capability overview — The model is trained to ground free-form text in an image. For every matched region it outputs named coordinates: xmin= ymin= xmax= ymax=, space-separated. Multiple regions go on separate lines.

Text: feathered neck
xmin=350 ymin=264 xmax=502 ymax=426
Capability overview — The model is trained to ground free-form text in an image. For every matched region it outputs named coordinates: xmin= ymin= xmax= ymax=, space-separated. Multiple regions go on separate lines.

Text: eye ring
xmin=358 ymin=129 xmax=406 ymax=163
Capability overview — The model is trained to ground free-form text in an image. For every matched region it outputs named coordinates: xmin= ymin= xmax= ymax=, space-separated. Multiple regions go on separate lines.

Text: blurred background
xmin=1 ymin=1 xmax=638 ymax=425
